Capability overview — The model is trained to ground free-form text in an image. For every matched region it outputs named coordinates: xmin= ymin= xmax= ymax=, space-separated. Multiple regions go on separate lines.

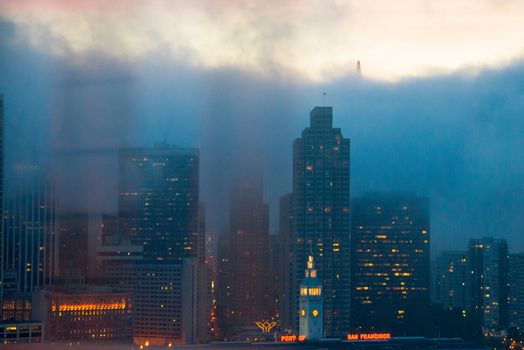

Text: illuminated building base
xmin=299 ymin=255 xmax=323 ymax=340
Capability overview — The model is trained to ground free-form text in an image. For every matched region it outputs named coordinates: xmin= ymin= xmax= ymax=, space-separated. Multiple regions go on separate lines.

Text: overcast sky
xmin=1 ymin=0 xmax=524 ymax=253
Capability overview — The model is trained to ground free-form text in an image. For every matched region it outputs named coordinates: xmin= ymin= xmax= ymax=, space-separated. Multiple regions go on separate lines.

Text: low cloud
xmin=1 ymin=9 xmax=524 ymax=254
xmin=1 ymin=0 xmax=524 ymax=81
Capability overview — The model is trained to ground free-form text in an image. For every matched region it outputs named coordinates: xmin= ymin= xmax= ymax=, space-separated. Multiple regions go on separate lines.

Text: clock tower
xmin=299 ymin=255 xmax=323 ymax=340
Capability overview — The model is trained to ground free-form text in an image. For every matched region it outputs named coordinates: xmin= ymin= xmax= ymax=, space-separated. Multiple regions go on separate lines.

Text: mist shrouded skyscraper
xmin=218 ymin=181 xmax=270 ymax=335
xmin=118 ymin=142 xmax=200 ymax=261
xmin=56 ymin=212 xmax=89 ymax=284
xmin=291 ymin=106 xmax=351 ymax=337
xmin=468 ymin=237 xmax=509 ymax=330
xmin=434 ymin=251 xmax=468 ymax=312
xmin=278 ymin=193 xmax=294 ymax=332
xmin=0 ymin=95 xmax=3 ymax=318
xmin=100 ymin=142 xmax=207 ymax=346
xmin=509 ymin=254 xmax=524 ymax=330
xmin=2 ymin=172 xmax=55 ymax=301
xmin=350 ymin=193 xmax=430 ymax=334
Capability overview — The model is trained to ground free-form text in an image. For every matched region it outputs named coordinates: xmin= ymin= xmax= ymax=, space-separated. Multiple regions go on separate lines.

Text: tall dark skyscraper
xmin=56 ymin=212 xmax=89 ymax=285
xmin=1 ymin=170 xmax=55 ymax=324
xmin=269 ymin=233 xmax=280 ymax=321
xmin=2 ymin=175 xmax=55 ymax=296
xmin=0 ymin=95 xmax=4 ymax=319
xmin=217 ymin=182 xmax=270 ymax=336
xmin=509 ymin=254 xmax=524 ymax=330
xmin=98 ymin=142 xmax=208 ymax=346
xmin=468 ymin=237 xmax=509 ymax=330
xmin=278 ymin=193 xmax=294 ymax=332
xmin=118 ymin=142 xmax=200 ymax=261
xmin=434 ymin=251 xmax=468 ymax=313
xmin=292 ymin=106 xmax=351 ymax=337
xmin=350 ymin=193 xmax=430 ymax=334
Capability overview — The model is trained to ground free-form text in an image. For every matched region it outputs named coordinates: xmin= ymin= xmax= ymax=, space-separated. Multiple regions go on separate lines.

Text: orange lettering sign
xmin=280 ymin=335 xmax=297 ymax=342
xmin=346 ymin=333 xmax=391 ymax=341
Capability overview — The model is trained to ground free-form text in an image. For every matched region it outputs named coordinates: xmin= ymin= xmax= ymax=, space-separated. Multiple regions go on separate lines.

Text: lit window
xmin=308 ymin=287 xmax=321 ymax=296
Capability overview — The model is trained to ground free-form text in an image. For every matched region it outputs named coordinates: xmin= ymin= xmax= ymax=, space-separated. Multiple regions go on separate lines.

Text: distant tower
xmin=356 ymin=60 xmax=361 ymax=76
xmin=299 ymin=255 xmax=323 ymax=340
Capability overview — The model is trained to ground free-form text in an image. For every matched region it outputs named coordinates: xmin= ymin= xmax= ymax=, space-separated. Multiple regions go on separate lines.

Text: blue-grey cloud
xmin=1 ymin=14 xmax=524 ymax=254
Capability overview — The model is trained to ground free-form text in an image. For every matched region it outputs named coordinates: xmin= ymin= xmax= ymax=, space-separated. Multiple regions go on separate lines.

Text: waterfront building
xmin=299 ymin=255 xmax=323 ymax=340
xmin=35 ymin=287 xmax=133 ymax=343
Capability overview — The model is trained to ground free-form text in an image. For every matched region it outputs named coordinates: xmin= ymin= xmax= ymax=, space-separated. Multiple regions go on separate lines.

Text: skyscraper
xmin=2 ymin=174 xmax=55 ymax=296
xmin=350 ymin=193 xmax=430 ymax=334
xmin=0 ymin=95 xmax=4 ymax=320
xmin=278 ymin=193 xmax=294 ymax=332
xmin=468 ymin=238 xmax=509 ymax=330
xmin=218 ymin=182 xmax=270 ymax=336
xmin=269 ymin=233 xmax=280 ymax=321
xmin=98 ymin=142 xmax=207 ymax=345
xmin=1 ymin=172 xmax=55 ymax=325
xmin=292 ymin=106 xmax=351 ymax=337
xmin=56 ymin=212 xmax=89 ymax=285
xmin=509 ymin=254 xmax=524 ymax=330
xmin=118 ymin=142 xmax=200 ymax=261
xmin=434 ymin=251 xmax=468 ymax=314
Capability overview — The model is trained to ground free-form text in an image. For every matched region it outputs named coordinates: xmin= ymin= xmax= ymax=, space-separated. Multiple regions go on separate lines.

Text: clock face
xmin=312 ymin=309 xmax=319 ymax=317
xmin=300 ymin=309 xmax=306 ymax=317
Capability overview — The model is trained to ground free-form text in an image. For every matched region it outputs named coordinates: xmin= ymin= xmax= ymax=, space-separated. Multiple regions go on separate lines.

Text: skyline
xmin=3 ymin=2 xmax=524 ymax=347
xmin=0 ymin=103 xmax=522 ymax=346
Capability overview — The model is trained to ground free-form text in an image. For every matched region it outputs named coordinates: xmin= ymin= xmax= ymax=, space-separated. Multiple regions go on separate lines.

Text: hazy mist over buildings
xmin=1 ymin=5 xmax=524 ymax=255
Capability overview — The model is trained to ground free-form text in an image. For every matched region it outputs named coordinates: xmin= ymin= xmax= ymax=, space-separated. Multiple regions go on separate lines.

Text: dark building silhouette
xmin=101 ymin=214 xmax=119 ymax=245
xmin=350 ymin=193 xmax=430 ymax=334
xmin=218 ymin=182 xmax=270 ymax=336
xmin=205 ymin=233 xmax=220 ymax=339
xmin=468 ymin=237 xmax=509 ymax=330
xmin=56 ymin=212 xmax=89 ymax=285
xmin=291 ymin=106 xmax=351 ymax=337
xmin=269 ymin=233 xmax=280 ymax=320
xmin=509 ymin=254 xmax=524 ymax=330
xmin=278 ymin=193 xmax=294 ymax=332
xmin=434 ymin=251 xmax=468 ymax=313
xmin=0 ymin=95 xmax=3 ymax=319
xmin=1 ymin=172 xmax=55 ymax=325
xmin=1 ymin=174 xmax=55 ymax=297
xmin=118 ymin=142 xmax=200 ymax=261
xmin=198 ymin=203 xmax=206 ymax=264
